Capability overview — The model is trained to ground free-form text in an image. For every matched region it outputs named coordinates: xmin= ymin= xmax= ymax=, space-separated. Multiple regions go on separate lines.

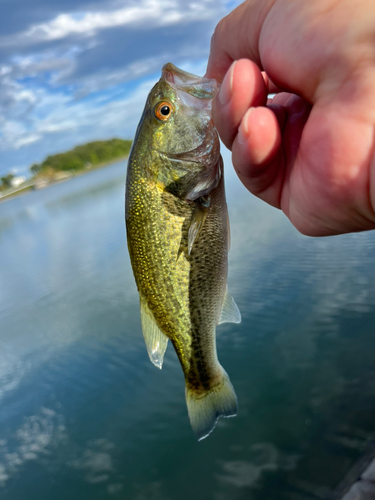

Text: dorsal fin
xmin=140 ymin=296 xmax=169 ymax=369
xmin=218 ymin=287 xmax=241 ymax=325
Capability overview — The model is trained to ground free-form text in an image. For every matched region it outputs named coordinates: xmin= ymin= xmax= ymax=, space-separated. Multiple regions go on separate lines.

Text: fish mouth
xmin=159 ymin=63 xmax=221 ymax=188
xmin=162 ymin=63 xmax=218 ymax=100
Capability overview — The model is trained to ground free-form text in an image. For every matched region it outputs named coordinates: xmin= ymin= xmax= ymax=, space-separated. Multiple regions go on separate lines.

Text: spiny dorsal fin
xmin=140 ymin=296 xmax=168 ymax=369
xmin=218 ymin=287 xmax=241 ymax=325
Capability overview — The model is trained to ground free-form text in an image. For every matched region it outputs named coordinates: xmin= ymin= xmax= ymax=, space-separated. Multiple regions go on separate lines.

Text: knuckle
xmin=210 ymin=17 xmax=226 ymax=50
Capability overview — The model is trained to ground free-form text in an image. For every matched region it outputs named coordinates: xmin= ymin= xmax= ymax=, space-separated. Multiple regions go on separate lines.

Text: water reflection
xmin=0 ymin=155 xmax=375 ymax=499
xmin=217 ymin=442 xmax=299 ymax=489
xmin=0 ymin=406 xmax=66 ymax=486
xmin=71 ymin=439 xmax=116 ymax=485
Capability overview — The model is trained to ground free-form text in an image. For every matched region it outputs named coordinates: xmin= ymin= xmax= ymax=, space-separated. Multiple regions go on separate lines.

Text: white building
xmin=10 ymin=176 xmax=26 ymax=188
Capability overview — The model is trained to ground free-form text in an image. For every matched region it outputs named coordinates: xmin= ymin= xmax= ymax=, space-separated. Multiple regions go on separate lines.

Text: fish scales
xmin=128 ymin=167 xmax=192 ymax=358
xmin=125 ymin=63 xmax=241 ymax=440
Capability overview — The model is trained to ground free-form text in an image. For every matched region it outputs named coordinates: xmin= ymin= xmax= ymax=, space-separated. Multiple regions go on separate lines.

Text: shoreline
xmin=0 ymin=155 xmax=128 ymax=204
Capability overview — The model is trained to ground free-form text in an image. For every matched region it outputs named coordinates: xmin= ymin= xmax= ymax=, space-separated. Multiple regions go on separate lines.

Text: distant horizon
xmin=0 ymin=1 xmax=241 ymax=177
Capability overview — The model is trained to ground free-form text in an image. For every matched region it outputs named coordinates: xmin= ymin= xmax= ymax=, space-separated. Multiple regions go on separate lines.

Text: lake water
xmin=1 ymin=151 xmax=375 ymax=500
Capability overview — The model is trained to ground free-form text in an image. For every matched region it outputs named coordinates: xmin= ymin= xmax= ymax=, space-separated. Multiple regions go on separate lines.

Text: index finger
xmin=205 ymin=0 xmax=275 ymax=83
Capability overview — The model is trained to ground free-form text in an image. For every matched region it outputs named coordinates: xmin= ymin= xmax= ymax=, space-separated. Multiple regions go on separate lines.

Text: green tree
xmin=29 ymin=138 xmax=132 ymax=176
xmin=1 ymin=173 xmax=14 ymax=188
xmin=30 ymin=164 xmax=41 ymax=174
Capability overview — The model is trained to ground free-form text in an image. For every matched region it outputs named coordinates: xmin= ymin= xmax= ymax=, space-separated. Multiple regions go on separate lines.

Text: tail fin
xmin=185 ymin=368 xmax=237 ymax=441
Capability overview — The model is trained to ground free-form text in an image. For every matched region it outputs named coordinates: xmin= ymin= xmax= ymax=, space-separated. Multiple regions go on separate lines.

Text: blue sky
xmin=0 ymin=0 xmax=241 ymax=177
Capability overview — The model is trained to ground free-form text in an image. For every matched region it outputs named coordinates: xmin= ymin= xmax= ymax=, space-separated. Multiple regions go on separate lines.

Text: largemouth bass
xmin=125 ymin=63 xmax=241 ymax=440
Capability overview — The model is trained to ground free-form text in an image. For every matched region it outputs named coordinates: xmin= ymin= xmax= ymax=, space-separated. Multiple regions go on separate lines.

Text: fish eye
xmin=155 ymin=101 xmax=173 ymax=121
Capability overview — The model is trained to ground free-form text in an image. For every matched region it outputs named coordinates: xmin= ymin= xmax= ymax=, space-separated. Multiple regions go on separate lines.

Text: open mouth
xmin=162 ymin=63 xmax=218 ymax=101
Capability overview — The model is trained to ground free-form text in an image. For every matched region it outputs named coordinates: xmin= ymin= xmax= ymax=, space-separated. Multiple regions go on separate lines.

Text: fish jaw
xmin=162 ymin=63 xmax=218 ymax=101
xmin=159 ymin=63 xmax=219 ymax=160
xmin=146 ymin=64 xmax=221 ymax=198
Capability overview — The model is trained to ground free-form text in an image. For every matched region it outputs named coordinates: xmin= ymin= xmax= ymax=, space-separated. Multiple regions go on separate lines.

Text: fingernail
xmin=218 ymin=61 xmax=236 ymax=106
xmin=237 ymin=107 xmax=253 ymax=145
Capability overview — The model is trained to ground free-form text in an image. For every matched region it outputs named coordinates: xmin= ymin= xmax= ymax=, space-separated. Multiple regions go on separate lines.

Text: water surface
xmin=1 ymin=152 xmax=375 ymax=500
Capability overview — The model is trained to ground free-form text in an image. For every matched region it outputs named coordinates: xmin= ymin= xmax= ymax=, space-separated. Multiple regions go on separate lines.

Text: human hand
xmin=206 ymin=0 xmax=375 ymax=236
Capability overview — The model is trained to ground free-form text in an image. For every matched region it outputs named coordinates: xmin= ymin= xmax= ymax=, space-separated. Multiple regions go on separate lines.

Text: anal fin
xmin=218 ymin=287 xmax=241 ymax=325
xmin=140 ymin=296 xmax=168 ymax=369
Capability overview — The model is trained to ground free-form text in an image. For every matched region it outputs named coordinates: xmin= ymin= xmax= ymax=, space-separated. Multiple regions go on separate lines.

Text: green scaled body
xmin=125 ymin=63 xmax=241 ymax=440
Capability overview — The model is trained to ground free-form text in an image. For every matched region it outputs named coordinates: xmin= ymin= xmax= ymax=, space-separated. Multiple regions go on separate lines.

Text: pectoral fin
xmin=218 ymin=287 xmax=241 ymax=325
xmin=140 ymin=297 xmax=168 ymax=369
xmin=185 ymin=155 xmax=222 ymax=201
xmin=163 ymin=155 xmax=222 ymax=202
xmin=188 ymin=196 xmax=210 ymax=255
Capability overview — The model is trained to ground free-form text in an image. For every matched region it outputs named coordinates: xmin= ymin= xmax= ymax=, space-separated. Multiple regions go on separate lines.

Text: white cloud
xmin=1 ymin=0 xmax=221 ymax=46
xmin=1 ymin=55 xmax=211 ymax=153
xmin=0 ymin=0 xmax=232 ymax=174
xmin=70 ymin=439 xmax=116 ymax=485
xmin=71 ymin=55 xmax=167 ymax=98
xmin=0 ymin=407 xmax=66 ymax=486
xmin=216 ymin=443 xmax=300 ymax=490
xmin=13 ymin=133 xmax=42 ymax=149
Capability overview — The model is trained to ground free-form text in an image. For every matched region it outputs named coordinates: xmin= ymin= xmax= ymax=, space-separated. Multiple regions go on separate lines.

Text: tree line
xmin=30 ymin=138 xmax=132 ymax=175
xmin=1 ymin=138 xmax=132 ymax=192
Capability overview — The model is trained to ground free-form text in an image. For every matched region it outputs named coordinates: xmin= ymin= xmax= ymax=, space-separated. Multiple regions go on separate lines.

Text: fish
xmin=125 ymin=63 xmax=241 ymax=440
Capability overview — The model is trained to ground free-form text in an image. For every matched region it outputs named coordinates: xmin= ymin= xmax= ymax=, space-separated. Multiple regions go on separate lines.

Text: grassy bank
xmin=0 ymin=138 xmax=132 ymax=203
